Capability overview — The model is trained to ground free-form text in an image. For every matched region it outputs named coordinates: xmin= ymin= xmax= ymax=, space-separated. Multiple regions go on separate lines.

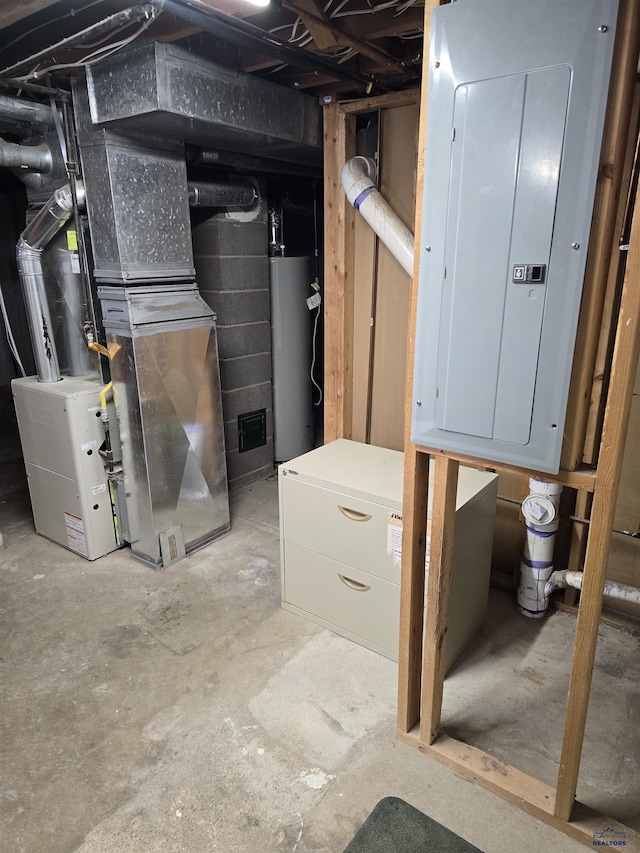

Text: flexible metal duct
xmin=16 ymin=183 xmax=84 ymax=382
xmin=341 ymin=156 xmax=414 ymax=277
xmin=187 ymin=180 xmax=256 ymax=208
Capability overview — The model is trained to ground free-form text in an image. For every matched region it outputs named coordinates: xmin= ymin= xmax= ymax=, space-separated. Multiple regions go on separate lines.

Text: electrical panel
xmin=411 ymin=0 xmax=618 ymax=473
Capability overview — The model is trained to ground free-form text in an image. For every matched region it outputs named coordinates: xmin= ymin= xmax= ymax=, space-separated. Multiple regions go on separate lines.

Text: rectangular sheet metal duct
xmin=99 ymin=284 xmax=230 ymax=568
xmin=85 ymin=42 xmax=322 ymax=166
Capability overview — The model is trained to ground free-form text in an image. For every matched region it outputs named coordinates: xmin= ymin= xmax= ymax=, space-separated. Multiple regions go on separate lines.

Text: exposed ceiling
xmin=0 ymin=0 xmax=425 ymax=101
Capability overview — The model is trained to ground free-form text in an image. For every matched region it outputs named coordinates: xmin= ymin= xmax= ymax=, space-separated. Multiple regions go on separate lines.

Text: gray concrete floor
xmin=1 ymin=424 xmax=639 ymax=851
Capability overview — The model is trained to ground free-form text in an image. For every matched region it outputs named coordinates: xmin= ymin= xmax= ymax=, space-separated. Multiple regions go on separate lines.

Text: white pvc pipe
xmin=517 ymin=478 xmax=563 ymax=618
xmin=341 ymin=156 xmax=415 ymax=277
xmin=545 ymin=570 xmax=640 ymax=607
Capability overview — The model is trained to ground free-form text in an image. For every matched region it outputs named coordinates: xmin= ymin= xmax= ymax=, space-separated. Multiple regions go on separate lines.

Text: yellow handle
xmin=337 ymin=505 xmax=372 ymax=522
xmin=88 ymin=341 xmax=110 ymax=358
xmin=99 ymin=381 xmax=112 ymax=414
xmin=338 ymin=574 xmax=371 ymax=592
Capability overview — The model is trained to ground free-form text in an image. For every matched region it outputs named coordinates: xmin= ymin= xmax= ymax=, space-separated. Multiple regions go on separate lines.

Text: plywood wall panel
xmin=369 ymin=103 xmax=419 ymax=451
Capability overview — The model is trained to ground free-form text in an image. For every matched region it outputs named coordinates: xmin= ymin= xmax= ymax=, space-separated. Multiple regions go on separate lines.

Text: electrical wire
xmin=0 ymin=0 xmax=106 ymax=55
xmin=18 ymin=9 xmax=159 ymax=81
xmin=311 ymin=302 xmax=323 ymax=406
xmin=0 ymin=283 xmax=26 ymax=377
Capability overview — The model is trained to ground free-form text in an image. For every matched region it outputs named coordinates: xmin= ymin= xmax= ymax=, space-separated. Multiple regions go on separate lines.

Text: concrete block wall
xmin=192 ymin=204 xmax=274 ymax=489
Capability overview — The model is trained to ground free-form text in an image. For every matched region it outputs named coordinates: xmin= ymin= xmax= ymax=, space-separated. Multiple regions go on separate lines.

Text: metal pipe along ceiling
xmin=187 ymin=180 xmax=256 ymax=208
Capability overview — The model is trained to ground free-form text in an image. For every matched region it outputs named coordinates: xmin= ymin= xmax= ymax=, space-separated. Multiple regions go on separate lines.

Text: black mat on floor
xmin=343 ymin=797 xmax=483 ymax=853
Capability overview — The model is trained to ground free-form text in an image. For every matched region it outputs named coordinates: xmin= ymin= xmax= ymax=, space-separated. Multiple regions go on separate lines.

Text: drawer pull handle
xmin=338 ymin=574 xmax=371 ymax=592
xmin=337 ymin=505 xmax=372 ymax=522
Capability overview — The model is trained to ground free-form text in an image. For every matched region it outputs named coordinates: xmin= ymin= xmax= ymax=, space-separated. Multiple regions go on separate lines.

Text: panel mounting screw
xmin=416 ymin=400 xmax=422 ymax=406
xmin=598 ymin=25 xmax=608 ymax=32
xmin=571 ymin=242 xmax=580 ymax=250
xmin=434 ymin=61 xmax=440 ymax=68
xmin=425 ymin=245 xmax=431 ymax=252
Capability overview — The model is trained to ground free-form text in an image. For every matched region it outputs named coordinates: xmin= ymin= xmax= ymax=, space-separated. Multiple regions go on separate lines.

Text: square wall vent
xmin=238 ymin=409 xmax=267 ymax=453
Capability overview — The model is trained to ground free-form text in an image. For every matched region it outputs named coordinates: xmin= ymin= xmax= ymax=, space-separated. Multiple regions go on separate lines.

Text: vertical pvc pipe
xmin=517 ymin=479 xmax=563 ymax=618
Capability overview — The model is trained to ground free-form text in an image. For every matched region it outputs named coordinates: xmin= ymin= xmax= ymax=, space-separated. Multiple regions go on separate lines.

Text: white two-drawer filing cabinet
xmin=279 ymin=439 xmax=498 ymax=668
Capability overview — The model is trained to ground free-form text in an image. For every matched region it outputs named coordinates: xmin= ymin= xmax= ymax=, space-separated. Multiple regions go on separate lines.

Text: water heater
xmin=269 ymin=257 xmax=314 ymax=462
xmin=411 ymin=0 xmax=618 ymax=474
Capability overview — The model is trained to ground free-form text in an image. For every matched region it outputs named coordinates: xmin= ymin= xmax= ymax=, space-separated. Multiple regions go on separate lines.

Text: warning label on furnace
xmin=387 ymin=511 xmax=430 ymax=570
xmin=65 ymin=511 xmax=87 ymax=557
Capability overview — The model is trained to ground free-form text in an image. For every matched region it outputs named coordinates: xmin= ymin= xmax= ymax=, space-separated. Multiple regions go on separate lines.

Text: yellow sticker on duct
xmin=66 ymin=230 xmax=78 ymax=250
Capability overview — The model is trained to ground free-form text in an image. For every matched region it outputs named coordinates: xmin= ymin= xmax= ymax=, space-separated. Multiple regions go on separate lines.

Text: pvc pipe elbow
xmin=340 ymin=156 xmax=377 ymax=206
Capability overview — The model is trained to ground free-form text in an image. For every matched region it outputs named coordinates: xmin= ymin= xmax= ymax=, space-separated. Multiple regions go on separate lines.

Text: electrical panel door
xmin=411 ymin=0 xmax=618 ymax=473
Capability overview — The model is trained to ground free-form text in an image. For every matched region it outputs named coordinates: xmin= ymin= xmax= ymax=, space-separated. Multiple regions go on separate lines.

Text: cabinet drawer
xmin=283 ymin=542 xmax=400 ymax=655
xmin=281 ymin=476 xmax=399 ymax=582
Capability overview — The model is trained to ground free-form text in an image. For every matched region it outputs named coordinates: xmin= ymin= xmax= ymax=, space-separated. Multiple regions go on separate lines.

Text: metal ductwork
xmin=85 ymin=41 xmax=322 ymax=167
xmin=16 ymin=183 xmax=85 ymax=383
xmin=187 ymin=180 xmax=256 ymax=209
xmin=0 ymin=95 xmax=55 ymax=129
xmin=0 ymin=138 xmax=52 ymax=173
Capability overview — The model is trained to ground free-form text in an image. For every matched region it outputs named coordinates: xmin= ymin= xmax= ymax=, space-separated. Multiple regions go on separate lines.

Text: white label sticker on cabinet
xmin=387 ymin=511 xmax=430 ymax=570
xmin=70 ymin=253 xmax=81 ymax=274
xmin=65 ymin=511 xmax=87 ymax=557
xmin=92 ymin=483 xmax=107 ymax=495
xmin=387 ymin=511 xmax=403 ymax=566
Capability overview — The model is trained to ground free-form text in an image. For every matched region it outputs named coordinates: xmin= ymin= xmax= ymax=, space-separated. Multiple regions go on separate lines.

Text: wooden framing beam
xmin=419 ymin=456 xmax=458 ymax=744
xmin=322 ymin=87 xmax=420 ymax=444
xmin=555 ymin=188 xmax=640 ymax=821
xmin=397 ymin=2 xmax=438 ymax=736
xmin=282 ymin=0 xmax=406 ymax=69
xmin=397 ymin=729 xmax=640 ymax=849
xmin=583 ymin=81 xmax=640 ymax=462
xmin=283 ymin=0 xmax=339 ymax=49
xmin=323 ymin=103 xmax=355 ymax=442
xmin=0 ymin=0 xmax=61 ymax=30
xmin=338 ymin=88 xmax=419 ymax=114
xmin=397 ymin=0 xmax=640 ymax=844
xmin=427 ymin=448 xmax=597 ymax=492
xmin=561 ymin=0 xmax=640 ymax=470
xmin=340 ymin=8 xmax=424 ymax=42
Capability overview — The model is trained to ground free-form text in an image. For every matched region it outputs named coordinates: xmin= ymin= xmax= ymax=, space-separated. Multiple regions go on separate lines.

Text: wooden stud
xmin=282 ymin=0 xmax=405 ymax=69
xmin=583 ymin=81 xmax=640 ymax=464
xmin=282 ymin=0 xmax=340 ymax=50
xmin=561 ymin=0 xmax=640 ymax=470
xmin=564 ymin=490 xmax=591 ymax=607
xmin=426 ymin=447 xmax=597 ymax=493
xmin=323 ymin=103 xmax=355 ymax=442
xmin=395 ymin=0 xmax=640 ymax=841
xmin=0 ymin=0 xmax=61 ymax=29
xmin=420 ymin=456 xmax=459 ymax=745
xmin=397 ymin=447 xmax=430 ymax=733
xmin=397 ymin=729 xmax=640 ymax=850
xmin=397 ymin=0 xmax=440 ymax=735
xmin=555 ymin=186 xmax=640 ymax=821
xmin=338 ymin=88 xmax=420 ymax=114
